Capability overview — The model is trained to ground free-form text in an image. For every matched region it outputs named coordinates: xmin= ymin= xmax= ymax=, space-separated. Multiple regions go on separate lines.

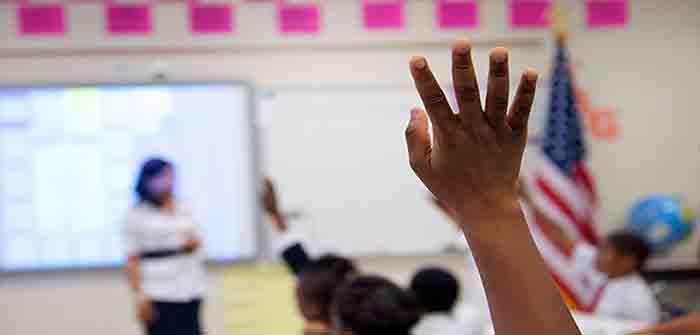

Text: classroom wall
xmin=1 ymin=1 xmax=699 ymax=335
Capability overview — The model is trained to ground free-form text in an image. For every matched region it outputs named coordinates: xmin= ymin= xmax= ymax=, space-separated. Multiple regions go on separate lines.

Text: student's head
xmin=135 ymin=157 xmax=174 ymax=207
xmin=595 ymin=231 xmax=651 ymax=278
xmin=297 ymin=254 xmax=357 ymax=323
xmin=409 ymin=266 xmax=459 ymax=313
xmin=330 ymin=275 xmax=421 ymax=335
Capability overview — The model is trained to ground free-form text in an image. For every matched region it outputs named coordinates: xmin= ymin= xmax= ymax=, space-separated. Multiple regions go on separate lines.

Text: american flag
xmin=522 ymin=38 xmax=601 ymax=310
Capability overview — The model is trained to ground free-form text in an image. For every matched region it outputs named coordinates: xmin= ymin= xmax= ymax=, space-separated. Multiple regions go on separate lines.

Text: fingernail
xmin=410 ymin=108 xmax=419 ymax=120
xmin=524 ymin=68 xmax=538 ymax=81
xmin=493 ymin=53 xmax=506 ymax=63
xmin=454 ymin=41 xmax=469 ymax=55
xmin=412 ymin=57 xmax=427 ymax=70
xmin=491 ymin=47 xmax=508 ymax=63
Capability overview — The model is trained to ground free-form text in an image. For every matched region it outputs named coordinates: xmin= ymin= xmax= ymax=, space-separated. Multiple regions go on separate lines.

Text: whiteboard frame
xmin=0 ymin=80 xmax=262 ymax=273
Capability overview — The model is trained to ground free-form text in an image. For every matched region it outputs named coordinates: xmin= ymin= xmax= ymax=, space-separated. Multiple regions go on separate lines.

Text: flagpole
xmin=550 ymin=0 xmax=571 ymax=45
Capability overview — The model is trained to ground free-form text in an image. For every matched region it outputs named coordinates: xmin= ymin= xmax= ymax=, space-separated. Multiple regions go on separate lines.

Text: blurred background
xmin=0 ymin=1 xmax=698 ymax=334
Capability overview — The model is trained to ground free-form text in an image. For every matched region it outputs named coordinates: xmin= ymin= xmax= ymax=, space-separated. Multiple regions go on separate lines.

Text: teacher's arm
xmin=123 ymin=220 xmax=154 ymax=324
xmin=124 ymin=254 xmax=154 ymax=324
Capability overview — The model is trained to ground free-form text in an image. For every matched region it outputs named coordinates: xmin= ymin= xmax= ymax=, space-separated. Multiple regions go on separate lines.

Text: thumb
xmin=405 ymin=107 xmax=431 ymax=174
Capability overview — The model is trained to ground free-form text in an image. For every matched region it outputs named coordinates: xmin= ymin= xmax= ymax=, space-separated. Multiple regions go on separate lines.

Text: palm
xmin=406 ymin=41 xmax=537 ymax=213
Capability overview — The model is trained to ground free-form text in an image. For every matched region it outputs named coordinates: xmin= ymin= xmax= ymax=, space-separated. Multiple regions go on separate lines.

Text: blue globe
xmin=625 ymin=195 xmax=694 ymax=252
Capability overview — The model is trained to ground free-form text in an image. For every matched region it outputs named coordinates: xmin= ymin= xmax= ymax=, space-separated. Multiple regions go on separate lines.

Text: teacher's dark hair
xmin=332 ymin=275 xmax=421 ymax=335
xmin=135 ymin=157 xmax=172 ymax=207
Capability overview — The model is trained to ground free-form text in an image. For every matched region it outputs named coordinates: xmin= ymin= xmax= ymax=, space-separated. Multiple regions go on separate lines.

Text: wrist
xmin=134 ymin=291 xmax=148 ymax=304
xmin=271 ymin=213 xmax=287 ymax=230
xmin=455 ymin=193 xmax=520 ymax=217
xmin=454 ymin=194 xmax=524 ymax=234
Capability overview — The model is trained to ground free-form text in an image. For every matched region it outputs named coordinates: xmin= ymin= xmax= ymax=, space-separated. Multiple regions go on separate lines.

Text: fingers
xmin=405 ymin=107 xmax=431 ymax=173
xmin=451 ymin=40 xmax=484 ymax=128
xmin=410 ymin=56 xmax=454 ymax=130
xmin=507 ymin=68 xmax=538 ymax=132
xmin=485 ymin=47 xmax=510 ymax=129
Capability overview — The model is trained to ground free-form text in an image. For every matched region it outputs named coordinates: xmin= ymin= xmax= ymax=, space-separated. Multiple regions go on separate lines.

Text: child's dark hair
xmin=135 ymin=157 xmax=172 ymax=207
xmin=332 ymin=275 xmax=421 ymax=335
xmin=409 ymin=266 xmax=459 ymax=313
xmin=608 ymin=231 xmax=652 ymax=270
xmin=298 ymin=254 xmax=357 ymax=322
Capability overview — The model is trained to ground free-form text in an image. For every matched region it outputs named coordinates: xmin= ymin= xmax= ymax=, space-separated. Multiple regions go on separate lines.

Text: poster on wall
xmin=189 ymin=1 xmax=235 ymax=34
xmin=106 ymin=2 xmax=152 ymax=35
xmin=277 ymin=1 xmax=321 ymax=34
xmin=362 ymin=0 xmax=404 ymax=30
xmin=509 ymin=0 xmax=552 ymax=28
xmin=17 ymin=3 xmax=66 ymax=36
xmin=436 ymin=0 xmax=479 ymax=29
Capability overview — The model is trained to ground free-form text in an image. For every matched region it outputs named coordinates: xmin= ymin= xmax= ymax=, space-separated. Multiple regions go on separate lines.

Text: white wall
xmin=1 ymin=1 xmax=699 ymax=335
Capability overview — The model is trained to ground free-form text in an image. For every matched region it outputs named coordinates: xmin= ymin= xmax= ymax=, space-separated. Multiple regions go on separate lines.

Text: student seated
xmin=297 ymin=255 xmax=357 ymax=335
xmin=628 ymin=243 xmax=700 ymax=335
xmin=263 ymin=178 xmax=357 ymax=334
xmin=331 ymin=275 xmax=421 ymax=335
xmin=409 ymin=267 xmax=484 ymax=335
xmin=522 ymin=194 xmax=660 ymax=322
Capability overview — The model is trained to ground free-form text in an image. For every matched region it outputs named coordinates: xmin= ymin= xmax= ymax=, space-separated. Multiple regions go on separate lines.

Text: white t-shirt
xmin=411 ymin=313 xmax=464 ymax=335
xmin=595 ymin=273 xmax=661 ymax=323
xmin=124 ymin=202 xmax=207 ymax=302
xmin=571 ymin=243 xmax=660 ymax=322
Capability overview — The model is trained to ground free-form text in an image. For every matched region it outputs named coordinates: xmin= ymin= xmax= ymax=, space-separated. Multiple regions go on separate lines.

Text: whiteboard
xmin=0 ymin=82 xmax=259 ymax=271
xmin=259 ymin=79 xmax=550 ymax=256
xmin=260 ymin=87 xmax=453 ymax=255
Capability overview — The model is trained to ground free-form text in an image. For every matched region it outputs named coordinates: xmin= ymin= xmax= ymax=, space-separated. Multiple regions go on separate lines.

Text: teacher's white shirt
xmin=124 ymin=202 xmax=206 ymax=302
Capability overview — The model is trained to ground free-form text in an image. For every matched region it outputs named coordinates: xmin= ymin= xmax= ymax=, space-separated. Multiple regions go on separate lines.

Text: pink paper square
xmin=278 ymin=3 xmax=320 ymax=34
xmin=586 ymin=0 xmax=628 ymax=28
xmin=18 ymin=5 xmax=65 ymax=35
xmin=106 ymin=4 xmax=152 ymax=35
xmin=363 ymin=0 xmax=404 ymax=30
xmin=509 ymin=0 xmax=551 ymax=28
xmin=189 ymin=3 xmax=234 ymax=33
xmin=437 ymin=0 xmax=478 ymax=29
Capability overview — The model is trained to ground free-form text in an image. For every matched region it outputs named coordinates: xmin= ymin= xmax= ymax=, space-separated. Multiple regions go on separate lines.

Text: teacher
xmin=123 ymin=157 xmax=206 ymax=335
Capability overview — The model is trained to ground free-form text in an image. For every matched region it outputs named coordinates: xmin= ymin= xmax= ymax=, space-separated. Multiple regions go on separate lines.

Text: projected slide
xmin=0 ymin=83 xmax=257 ymax=271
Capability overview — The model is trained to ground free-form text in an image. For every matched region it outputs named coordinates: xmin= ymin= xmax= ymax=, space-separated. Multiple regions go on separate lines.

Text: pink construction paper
xmin=106 ymin=4 xmax=152 ymax=35
xmin=278 ymin=3 xmax=320 ymax=34
xmin=437 ymin=0 xmax=478 ymax=29
xmin=189 ymin=3 xmax=234 ymax=33
xmin=18 ymin=4 xmax=66 ymax=35
xmin=363 ymin=0 xmax=404 ymax=30
xmin=586 ymin=0 xmax=628 ymax=28
xmin=509 ymin=0 xmax=551 ymax=28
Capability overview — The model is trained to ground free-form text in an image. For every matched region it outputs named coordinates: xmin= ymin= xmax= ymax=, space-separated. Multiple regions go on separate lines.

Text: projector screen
xmin=0 ymin=82 xmax=259 ymax=271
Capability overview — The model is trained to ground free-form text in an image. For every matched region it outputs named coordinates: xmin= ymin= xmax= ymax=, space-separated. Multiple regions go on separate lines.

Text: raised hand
xmin=406 ymin=40 xmax=537 ymax=225
xmin=262 ymin=177 xmax=287 ymax=231
xmin=405 ymin=40 xmax=581 ymax=335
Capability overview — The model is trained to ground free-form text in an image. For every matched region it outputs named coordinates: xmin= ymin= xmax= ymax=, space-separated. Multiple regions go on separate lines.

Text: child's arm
xmin=628 ymin=312 xmax=700 ymax=335
xmin=262 ymin=178 xmax=311 ymax=276
xmin=263 ymin=178 xmax=288 ymax=232
xmin=406 ymin=40 xmax=581 ymax=335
